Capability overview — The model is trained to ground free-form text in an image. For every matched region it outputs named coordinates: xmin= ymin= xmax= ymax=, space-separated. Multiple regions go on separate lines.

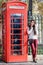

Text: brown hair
xmin=29 ymin=20 xmax=36 ymax=35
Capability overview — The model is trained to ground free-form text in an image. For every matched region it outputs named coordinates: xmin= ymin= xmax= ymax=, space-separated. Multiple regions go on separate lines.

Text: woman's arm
xmin=27 ymin=27 xmax=33 ymax=34
xmin=35 ymin=25 xmax=38 ymax=35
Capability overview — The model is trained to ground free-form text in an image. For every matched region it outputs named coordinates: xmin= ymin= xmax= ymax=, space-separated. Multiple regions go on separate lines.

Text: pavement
xmin=0 ymin=55 xmax=43 ymax=65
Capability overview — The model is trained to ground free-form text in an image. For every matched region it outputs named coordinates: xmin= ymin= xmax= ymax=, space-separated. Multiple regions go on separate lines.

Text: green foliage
xmin=38 ymin=2 xmax=43 ymax=15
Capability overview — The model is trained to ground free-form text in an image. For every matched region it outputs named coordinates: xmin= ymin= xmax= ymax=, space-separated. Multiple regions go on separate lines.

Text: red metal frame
xmin=2 ymin=1 xmax=28 ymax=62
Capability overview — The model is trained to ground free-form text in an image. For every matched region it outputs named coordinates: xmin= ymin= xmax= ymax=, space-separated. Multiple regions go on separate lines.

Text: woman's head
xmin=31 ymin=20 xmax=36 ymax=35
xmin=31 ymin=20 xmax=36 ymax=27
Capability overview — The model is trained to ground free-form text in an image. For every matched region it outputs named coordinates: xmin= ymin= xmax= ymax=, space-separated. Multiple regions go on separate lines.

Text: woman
xmin=27 ymin=20 xmax=38 ymax=63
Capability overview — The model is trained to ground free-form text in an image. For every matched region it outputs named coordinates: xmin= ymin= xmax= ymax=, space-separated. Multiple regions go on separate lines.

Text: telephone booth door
xmin=10 ymin=14 xmax=24 ymax=55
xmin=2 ymin=2 xmax=28 ymax=62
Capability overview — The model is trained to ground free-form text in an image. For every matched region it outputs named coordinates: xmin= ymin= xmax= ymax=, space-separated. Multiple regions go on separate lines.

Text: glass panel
xmin=13 ymin=24 xmax=21 ymax=28
xmin=13 ymin=30 xmax=21 ymax=33
xmin=10 ymin=14 xmax=24 ymax=55
xmin=13 ymin=18 xmax=21 ymax=23
xmin=12 ymin=40 xmax=21 ymax=44
xmin=11 ymin=35 xmax=21 ymax=39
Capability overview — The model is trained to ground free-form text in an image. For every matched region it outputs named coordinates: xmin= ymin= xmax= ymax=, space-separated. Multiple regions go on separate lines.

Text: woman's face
xmin=31 ymin=21 xmax=35 ymax=27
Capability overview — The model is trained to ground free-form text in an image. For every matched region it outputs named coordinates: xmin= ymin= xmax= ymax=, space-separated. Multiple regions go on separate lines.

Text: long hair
xmin=29 ymin=20 xmax=36 ymax=35
xmin=28 ymin=22 xmax=31 ymax=30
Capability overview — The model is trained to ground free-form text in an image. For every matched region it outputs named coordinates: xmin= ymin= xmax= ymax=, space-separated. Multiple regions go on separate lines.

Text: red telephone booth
xmin=2 ymin=1 xmax=28 ymax=62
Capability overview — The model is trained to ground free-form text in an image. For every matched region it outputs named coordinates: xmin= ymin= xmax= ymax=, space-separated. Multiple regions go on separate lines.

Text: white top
xmin=27 ymin=25 xmax=38 ymax=39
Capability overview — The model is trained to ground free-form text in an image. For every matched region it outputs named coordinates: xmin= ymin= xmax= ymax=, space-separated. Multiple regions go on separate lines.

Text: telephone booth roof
xmin=2 ymin=1 xmax=27 ymax=7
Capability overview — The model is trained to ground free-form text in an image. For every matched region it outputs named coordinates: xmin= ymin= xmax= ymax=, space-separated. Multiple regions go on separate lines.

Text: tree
xmin=32 ymin=0 xmax=39 ymax=15
xmin=38 ymin=2 xmax=43 ymax=15
xmin=32 ymin=0 xmax=43 ymax=15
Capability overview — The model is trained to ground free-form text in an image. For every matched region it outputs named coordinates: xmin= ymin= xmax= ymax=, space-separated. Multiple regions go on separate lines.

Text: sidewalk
xmin=0 ymin=55 xmax=43 ymax=65
xmin=28 ymin=55 xmax=43 ymax=61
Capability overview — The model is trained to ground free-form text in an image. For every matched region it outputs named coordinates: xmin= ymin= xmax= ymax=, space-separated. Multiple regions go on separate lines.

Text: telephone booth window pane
xmin=13 ymin=35 xmax=21 ymax=39
xmin=10 ymin=14 xmax=24 ymax=55
xmin=13 ymin=30 xmax=21 ymax=33
xmin=13 ymin=24 xmax=21 ymax=28
xmin=13 ymin=19 xmax=21 ymax=23
xmin=12 ymin=40 xmax=21 ymax=44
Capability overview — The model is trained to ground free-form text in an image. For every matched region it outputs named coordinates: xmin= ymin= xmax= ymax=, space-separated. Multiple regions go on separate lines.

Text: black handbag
xmin=29 ymin=39 xmax=33 ymax=45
